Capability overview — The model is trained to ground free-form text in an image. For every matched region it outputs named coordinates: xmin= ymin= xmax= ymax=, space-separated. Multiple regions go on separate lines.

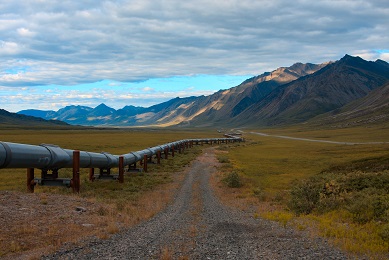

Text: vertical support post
xmin=27 ymin=168 xmax=35 ymax=193
xmin=164 ymin=148 xmax=168 ymax=159
xmin=119 ymin=156 xmax=124 ymax=183
xmin=143 ymin=155 xmax=148 ymax=172
xmin=89 ymin=168 xmax=95 ymax=182
xmin=178 ymin=144 xmax=182 ymax=154
xmin=172 ymin=146 xmax=175 ymax=157
xmin=130 ymin=162 xmax=136 ymax=170
xmin=72 ymin=150 xmax=80 ymax=193
xmin=157 ymin=151 xmax=161 ymax=164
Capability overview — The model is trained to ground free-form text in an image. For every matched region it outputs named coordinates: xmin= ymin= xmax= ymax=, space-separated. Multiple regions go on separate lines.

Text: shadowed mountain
xmin=0 ymin=109 xmax=70 ymax=128
xmin=148 ymin=62 xmax=328 ymax=127
xmin=311 ymin=81 xmax=389 ymax=127
xmin=16 ymin=55 xmax=389 ymax=128
xmin=16 ymin=62 xmax=328 ymax=126
xmin=230 ymin=55 xmax=389 ymax=126
xmin=17 ymin=109 xmax=57 ymax=119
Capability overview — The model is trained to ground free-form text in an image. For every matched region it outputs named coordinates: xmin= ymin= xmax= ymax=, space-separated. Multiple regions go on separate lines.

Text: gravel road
xmin=249 ymin=131 xmax=389 ymax=145
xmin=44 ymin=149 xmax=347 ymax=259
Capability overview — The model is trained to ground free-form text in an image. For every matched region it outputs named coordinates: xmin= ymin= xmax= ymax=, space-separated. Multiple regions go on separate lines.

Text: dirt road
xmin=249 ymin=131 xmax=388 ymax=145
xmin=45 ymin=148 xmax=346 ymax=259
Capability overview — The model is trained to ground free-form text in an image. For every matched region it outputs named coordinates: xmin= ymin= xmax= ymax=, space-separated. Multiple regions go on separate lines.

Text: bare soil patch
xmin=0 ymin=170 xmax=186 ymax=259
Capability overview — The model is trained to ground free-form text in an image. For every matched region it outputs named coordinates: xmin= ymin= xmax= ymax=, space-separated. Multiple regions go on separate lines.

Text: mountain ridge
xmin=227 ymin=55 xmax=389 ymax=126
xmin=15 ymin=55 xmax=389 ymax=128
xmin=0 ymin=109 xmax=71 ymax=128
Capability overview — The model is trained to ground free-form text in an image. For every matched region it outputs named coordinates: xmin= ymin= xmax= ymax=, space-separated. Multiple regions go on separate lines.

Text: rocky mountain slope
xmin=312 ymin=81 xmax=389 ymax=127
xmin=16 ymin=55 xmax=389 ymax=128
xmin=226 ymin=55 xmax=389 ymax=126
xmin=18 ymin=62 xmax=328 ymax=126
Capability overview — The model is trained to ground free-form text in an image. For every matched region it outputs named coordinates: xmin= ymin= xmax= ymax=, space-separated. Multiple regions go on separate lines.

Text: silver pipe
xmin=0 ymin=136 xmax=242 ymax=170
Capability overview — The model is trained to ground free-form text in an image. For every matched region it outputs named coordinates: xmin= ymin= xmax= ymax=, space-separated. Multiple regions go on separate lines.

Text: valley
xmin=15 ymin=55 xmax=389 ymax=129
xmin=1 ymin=54 xmax=388 ymax=259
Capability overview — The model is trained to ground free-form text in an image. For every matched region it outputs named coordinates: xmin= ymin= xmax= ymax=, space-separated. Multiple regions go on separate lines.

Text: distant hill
xmin=312 ymin=81 xmax=389 ymax=127
xmin=0 ymin=109 xmax=70 ymax=128
xmin=228 ymin=55 xmax=389 ymax=126
xmin=17 ymin=109 xmax=56 ymax=119
xmin=133 ymin=62 xmax=328 ymax=127
xmin=16 ymin=55 xmax=389 ymax=128
xmin=185 ymin=62 xmax=329 ymax=127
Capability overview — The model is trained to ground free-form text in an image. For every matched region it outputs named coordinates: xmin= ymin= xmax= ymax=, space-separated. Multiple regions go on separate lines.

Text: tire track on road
xmin=45 ymin=148 xmax=346 ymax=259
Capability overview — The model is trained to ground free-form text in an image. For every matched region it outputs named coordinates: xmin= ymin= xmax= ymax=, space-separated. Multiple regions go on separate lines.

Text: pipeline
xmin=0 ymin=137 xmax=243 ymax=170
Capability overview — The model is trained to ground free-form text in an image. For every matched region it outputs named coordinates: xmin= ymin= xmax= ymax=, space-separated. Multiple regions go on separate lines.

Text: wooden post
xmin=164 ymin=148 xmax=168 ymax=159
xmin=157 ymin=151 xmax=161 ymax=164
xmin=72 ymin=150 xmax=80 ymax=193
xmin=27 ymin=168 xmax=35 ymax=193
xmin=89 ymin=168 xmax=95 ymax=182
xmin=172 ymin=146 xmax=175 ymax=157
xmin=119 ymin=156 xmax=124 ymax=183
xmin=143 ymin=155 xmax=148 ymax=172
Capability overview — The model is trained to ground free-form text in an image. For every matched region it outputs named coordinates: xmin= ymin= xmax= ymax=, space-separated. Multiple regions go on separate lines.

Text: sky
xmin=1 ymin=0 xmax=388 ymax=112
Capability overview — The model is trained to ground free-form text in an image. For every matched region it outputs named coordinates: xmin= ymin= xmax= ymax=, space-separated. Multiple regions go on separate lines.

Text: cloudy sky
xmin=1 ymin=0 xmax=388 ymax=112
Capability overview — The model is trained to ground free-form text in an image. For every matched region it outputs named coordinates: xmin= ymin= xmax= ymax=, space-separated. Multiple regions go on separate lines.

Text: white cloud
xmin=0 ymin=41 xmax=20 ymax=55
xmin=0 ymin=0 xmax=388 ymax=111
xmin=17 ymin=27 xmax=35 ymax=37
xmin=142 ymin=87 xmax=154 ymax=92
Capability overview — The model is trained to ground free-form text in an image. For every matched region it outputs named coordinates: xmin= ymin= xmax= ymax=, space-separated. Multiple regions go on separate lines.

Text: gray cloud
xmin=0 ymin=0 xmax=388 ymax=87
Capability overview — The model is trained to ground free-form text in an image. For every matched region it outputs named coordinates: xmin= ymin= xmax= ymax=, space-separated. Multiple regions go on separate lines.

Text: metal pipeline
xmin=0 ymin=136 xmax=242 ymax=170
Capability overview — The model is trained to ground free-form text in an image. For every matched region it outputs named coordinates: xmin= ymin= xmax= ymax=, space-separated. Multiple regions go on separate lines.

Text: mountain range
xmin=14 ymin=55 xmax=389 ymax=128
xmin=0 ymin=109 xmax=70 ymax=128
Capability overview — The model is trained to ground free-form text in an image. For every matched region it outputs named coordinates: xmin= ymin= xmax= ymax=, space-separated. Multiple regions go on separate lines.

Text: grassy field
xmin=0 ymin=129 xmax=220 ymax=191
xmin=221 ymin=125 xmax=389 ymax=258
xmin=0 ymin=128 xmax=221 ymax=257
xmin=2 ymin=125 xmax=389 ymax=258
xmin=0 ymin=128 xmax=219 ymax=192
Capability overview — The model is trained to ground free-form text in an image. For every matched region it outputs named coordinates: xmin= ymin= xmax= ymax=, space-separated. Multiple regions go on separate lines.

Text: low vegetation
xmin=0 ymin=128 xmax=214 ymax=258
xmin=219 ymin=126 xmax=389 ymax=258
xmin=222 ymin=171 xmax=243 ymax=188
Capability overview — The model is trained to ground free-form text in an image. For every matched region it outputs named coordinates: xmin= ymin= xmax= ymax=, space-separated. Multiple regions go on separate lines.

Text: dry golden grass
xmin=228 ymin=133 xmax=389 ymax=195
xmin=0 ymin=128 xmax=212 ymax=259
xmin=213 ymin=126 xmax=389 ymax=258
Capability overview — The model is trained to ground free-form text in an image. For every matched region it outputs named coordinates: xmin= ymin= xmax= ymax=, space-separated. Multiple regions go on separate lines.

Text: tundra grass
xmin=0 ymin=128 xmax=215 ymax=194
xmin=223 ymin=127 xmax=389 ymax=257
xmin=253 ymin=124 xmax=389 ymax=143
xmin=0 ymin=128 xmax=212 ymax=257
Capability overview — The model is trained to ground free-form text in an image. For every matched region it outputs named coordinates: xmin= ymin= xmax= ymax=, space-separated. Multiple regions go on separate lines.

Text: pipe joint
xmin=39 ymin=144 xmax=71 ymax=170
xmin=0 ymin=142 xmax=12 ymax=168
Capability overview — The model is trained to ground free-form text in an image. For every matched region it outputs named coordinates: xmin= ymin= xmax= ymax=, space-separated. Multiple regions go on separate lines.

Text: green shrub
xmin=223 ymin=172 xmax=242 ymax=188
xmin=288 ymin=178 xmax=322 ymax=215
xmin=346 ymin=193 xmax=375 ymax=224
xmin=252 ymin=187 xmax=266 ymax=201
xmin=217 ymin=155 xmax=230 ymax=163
